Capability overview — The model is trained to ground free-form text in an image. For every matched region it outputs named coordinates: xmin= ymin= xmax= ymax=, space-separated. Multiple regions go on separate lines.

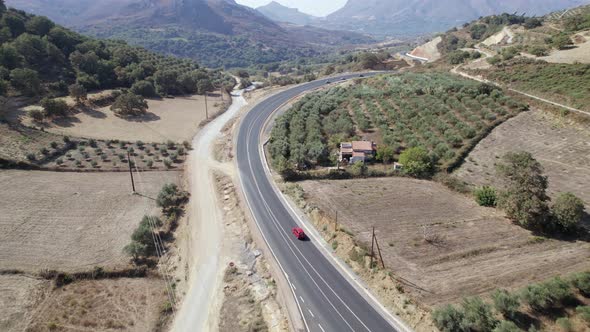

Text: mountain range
xmin=5 ymin=0 xmax=374 ymax=67
xmin=254 ymin=0 xmax=590 ymax=37
xmin=256 ymin=1 xmax=316 ymax=25
xmin=321 ymin=0 xmax=590 ymax=37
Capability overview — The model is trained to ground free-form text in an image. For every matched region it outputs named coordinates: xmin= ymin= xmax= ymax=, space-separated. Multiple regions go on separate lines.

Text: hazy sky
xmin=235 ymin=0 xmax=347 ymax=17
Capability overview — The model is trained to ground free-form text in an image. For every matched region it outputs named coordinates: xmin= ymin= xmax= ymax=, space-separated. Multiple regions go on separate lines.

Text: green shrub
xmin=522 ymin=277 xmax=572 ymax=311
xmin=163 ymin=158 xmax=172 ymax=169
xmin=156 ymin=183 xmax=189 ymax=215
xmin=570 ymin=272 xmax=590 ymax=296
xmin=475 ymin=186 xmax=498 ymax=207
xmin=432 ymin=304 xmax=464 ymax=332
xmin=26 ymin=153 xmax=36 ymax=161
xmin=493 ymin=320 xmax=521 ymax=332
xmin=28 ymin=108 xmax=44 ymax=121
xmin=551 ymin=192 xmax=585 ymax=232
xmin=556 ymin=317 xmax=573 ymax=332
xmin=461 ymin=296 xmax=499 ymax=331
xmin=576 ymin=306 xmax=590 ymax=323
xmin=492 ymin=289 xmax=520 ymax=319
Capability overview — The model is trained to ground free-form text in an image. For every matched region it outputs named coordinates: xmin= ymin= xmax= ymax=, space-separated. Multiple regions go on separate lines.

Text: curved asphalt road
xmin=237 ymin=73 xmax=405 ymax=332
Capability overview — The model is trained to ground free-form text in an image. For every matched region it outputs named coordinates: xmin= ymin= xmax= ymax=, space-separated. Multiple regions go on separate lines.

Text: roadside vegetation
xmin=269 ymin=72 xmax=527 ymax=178
xmin=432 ymin=271 xmax=590 ymax=332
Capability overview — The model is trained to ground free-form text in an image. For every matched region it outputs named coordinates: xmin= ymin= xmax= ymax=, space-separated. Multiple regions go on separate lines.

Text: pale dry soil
xmin=0 ymin=170 xmax=181 ymax=273
xmin=0 ymin=274 xmax=48 ymax=332
xmin=298 ymin=177 xmax=590 ymax=307
xmin=455 ymin=110 xmax=590 ymax=213
xmin=9 ymin=94 xmax=225 ymax=143
xmin=25 ymin=277 xmax=167 ymax=332
xmin=540 ymin=30 xmax=590 ymax=64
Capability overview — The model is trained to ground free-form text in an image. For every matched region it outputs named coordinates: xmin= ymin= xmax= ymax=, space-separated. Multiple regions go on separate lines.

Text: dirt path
xmin=171 ymin=91 xmax=247 ymax=332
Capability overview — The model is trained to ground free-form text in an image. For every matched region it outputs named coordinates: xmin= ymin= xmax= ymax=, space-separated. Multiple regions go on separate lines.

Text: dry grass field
xmin=0 ymin=123 xmax=62 ymax=164
xmin=23 ymin=277 xmax=167 ymax=332
xmin=9 ymin=94 xmax=225 ymax=143
xmin=0 ymin=274 xmax=48 ymax=332
xmin=455 ymin=110 xmax=590 ymax=213
xmin=299 ymin=177 xmax=590 ymax=306
xmin=0 ymin=170 xmax=181 ymax=273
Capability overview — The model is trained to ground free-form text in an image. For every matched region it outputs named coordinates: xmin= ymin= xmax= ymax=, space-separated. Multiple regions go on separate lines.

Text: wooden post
xmin=370 ymin=226 xmax=375 ymax=269
xmin=374 ymin=234 xmax=386 ymax=269
xmin=204 ymin=93 xmax=209 ymax=120
xmin=335 ymin=210 xmax=338 ymax=232
xmin=127 ymin=151 xmax=136 ymax=193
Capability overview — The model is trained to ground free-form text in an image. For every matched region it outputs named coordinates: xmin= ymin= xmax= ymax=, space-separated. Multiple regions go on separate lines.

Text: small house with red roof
xmin=339 ymin=141 xmax=377 ymax=164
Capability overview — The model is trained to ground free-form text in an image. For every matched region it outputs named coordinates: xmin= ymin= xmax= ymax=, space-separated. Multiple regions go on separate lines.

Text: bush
xmin=399 ymin=146 xmax=434 ymax=178
xmin=492 ymin=289 xmax=520 ymax=319
xmin=551 ymin=192 xmax=585 ymax=232
xmin=461 ymin=296 xmax=499 ymax=331
xmin=522 ymin=277 xmax=572 ymax=311
xmin=163 ymin=158 xmax=172 ymax=169
xmin=40 ymin=97 xmax=68 ymax=117
xmin=156 ymin=183 xmax=189 ymax=215
xmin=570 ymin=272 xmax=590 ymax=296
xmin=576 ymin=306 xmax=590 ymax=323
xmin=130 ymin=80 xmax=157 ymax=97
xmin=493 ymin=320 xmax=521 ymax=332
xmin=349 ymin=161 xmax=367 ymax=177
xmin=26 ymin=153 xmax=36 ymax=161
xmin=475 ymin=186 xmax=497 ymax=207
xmin=432 ymin=304 xmax=464 ymax=332
xmin=556 ymin=317 xmax=573 ymax=332
xmin=28 ymin=108 xmax=44 ymax=121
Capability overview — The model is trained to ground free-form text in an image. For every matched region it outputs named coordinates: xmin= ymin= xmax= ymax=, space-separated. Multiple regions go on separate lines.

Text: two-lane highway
xmin=236 ymin=73 xmax=409 ymax=332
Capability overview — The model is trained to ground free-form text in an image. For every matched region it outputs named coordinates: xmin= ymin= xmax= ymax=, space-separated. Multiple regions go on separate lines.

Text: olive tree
xmin=496 ymin=152 xmax=550 ymax=230
xmin=551 ymin=192 xmax=585 ymax=232
xmin=110 ymin=92 xmax=148 ymax=117
xmin=399 ymin=146 xmax=434 ymax=178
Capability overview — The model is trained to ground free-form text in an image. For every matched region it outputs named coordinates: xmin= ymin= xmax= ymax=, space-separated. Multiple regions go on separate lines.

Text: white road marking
xmin=319 ymin=324 xmax=326 ymax=332
xmin=300 ymin=296 xmax=305 ymax=303
xmin=308 ymin=309 xmax=315 ymax=318
xmin=292 ymin=283 xmax=297 ymax=290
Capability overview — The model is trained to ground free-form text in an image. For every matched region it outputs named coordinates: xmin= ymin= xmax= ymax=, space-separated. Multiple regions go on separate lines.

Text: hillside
xmin=0 ymin=3 xmax=230 ymax=103
xmin=256 ymin=1 xmax=316 ymax=25
xmin=6 ymin=0 xmax=374 ymax=68
xmin=425 ymin=7 xmax=590 ymax=112
xmin=321 ymin=0 xmax=590 ymax=37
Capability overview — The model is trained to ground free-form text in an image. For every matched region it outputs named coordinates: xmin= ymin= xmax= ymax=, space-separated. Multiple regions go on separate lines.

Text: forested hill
xmin=0 ymin=1 xmax=231 ymax=101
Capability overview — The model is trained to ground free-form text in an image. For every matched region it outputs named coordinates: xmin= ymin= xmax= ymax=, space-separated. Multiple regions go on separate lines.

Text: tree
xmin=521 ymin=277 xmax=572 ymax=311
xmin=130 ymin=80 xmax=157 ymax=98
xmin=68 ymin=83 xmax=87 ymax=104
xmin=123 ymin=241 xmax=147 ymax=261
xmin=432 ymin=304 xmax=464 ymax=332
xmin=0 ymin=44 xmax=22 ymax=69
xmin=399 ymin=146 xmax=434 ymax=178
xmin=551 ymin=34 xmax=573 ymax=50
xmin=40 ymin=97 xmax=68 ymax=117
xmin=156 ymin=183 xmax=189 ymax=216
xmin=349 ymin=161 xmax=367 ymax=177
xmin=28 ymin=108 xmax=44 ymax=121
xmin=492 ymin=289 xmax=520 ymax=319
xmin=110 ymin=93 xmax=148 ymax=117
xmin=2 ymin=12 xmax=25 ymax=37
xmin=470 ymin=24 xmax=488 ymax=40
xmin=551 ymin=192 xmax=584 ymax=232
xmin=461 ymin=297 xmax=499 ymax=331
xmin=376 ymin=145 xmax=395 ymax=164
xmin=0 ymin=0 xmax=6 ymax=13
xmin=10 ymin=68 xmax=40 ymax=96
xmin=475 ymin=186 xmax=497 ymax=207
xmin=25 ymin=16 xmax=54 ymax=36
xmin=496 ymin=152 xmax=550 ymax=230
xmin=524 ymin=18 xmax=543 ymax=30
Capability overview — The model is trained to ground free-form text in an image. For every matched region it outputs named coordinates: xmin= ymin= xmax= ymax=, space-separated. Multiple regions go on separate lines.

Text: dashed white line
xmin=292 ymin=283 xmax=296 ymax=290
xmin=308 ymin=309 xmax=315 ymax=318
xmin=318 ymin=323 xmax=326 ymax=332
xmin=300 ymin=296 xmax=305 ymax=303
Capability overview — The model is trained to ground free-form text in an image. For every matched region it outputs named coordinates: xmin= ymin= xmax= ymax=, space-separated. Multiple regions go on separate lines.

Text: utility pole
xmin=370 ymin=226 xmax=375 ymax=269
xmin=204 ymin=93 xmax=209 ymax=120
xmin=335 ymin=210 xmax=338 ymax=232
xmin=127 ymin=151 xmax=136 ymax=194
xmin=374 ymin=233 xmax=385 ymax=269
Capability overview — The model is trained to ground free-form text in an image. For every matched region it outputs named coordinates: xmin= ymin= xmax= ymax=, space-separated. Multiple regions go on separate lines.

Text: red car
xmin=292 ymin=227 xmax=306 ymax=240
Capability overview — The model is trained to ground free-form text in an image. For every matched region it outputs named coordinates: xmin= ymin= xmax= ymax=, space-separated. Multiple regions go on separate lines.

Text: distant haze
xmin=235 ymin=0 xmax=347 ymax=16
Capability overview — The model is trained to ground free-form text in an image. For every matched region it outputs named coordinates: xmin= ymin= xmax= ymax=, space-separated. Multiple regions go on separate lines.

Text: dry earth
xmin=8 ymin=94 xmax=225 ymax=143
xmin=0 ymin=170 xmax=181 ymax=273
xmin=409 ymin=36 xmax=442 ymax=61
xmin=540 ymin=30 xmax=590 ymax=64
xmin=298 ymin=177 xmax=590 ymax=307
xmin=24 ymin=277 xmax=167 ymax=332
xmin=0 ymin=274 xmax=48 ymax=332
xmin=455 ymin=110 xmax=590 ymax=213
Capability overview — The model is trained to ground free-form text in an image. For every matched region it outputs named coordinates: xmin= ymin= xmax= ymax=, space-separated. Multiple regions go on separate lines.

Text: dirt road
xmin=172 ymin=91 xmax=247 ymax=332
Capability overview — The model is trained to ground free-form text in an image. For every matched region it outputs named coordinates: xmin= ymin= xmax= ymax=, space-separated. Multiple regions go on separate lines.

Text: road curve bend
xmin=236 ymin=73 xmax=411 ymax=332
